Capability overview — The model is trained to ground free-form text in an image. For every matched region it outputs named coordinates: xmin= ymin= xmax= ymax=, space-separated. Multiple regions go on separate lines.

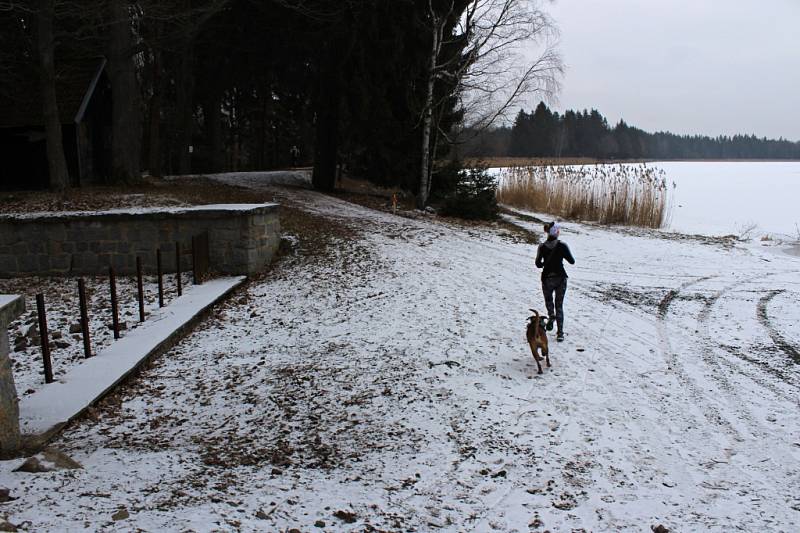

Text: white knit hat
xmin=548 ymin=222 xmax=560 ymax=238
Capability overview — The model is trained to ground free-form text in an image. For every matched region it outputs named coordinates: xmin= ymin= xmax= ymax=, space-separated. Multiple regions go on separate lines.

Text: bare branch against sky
xmin=535 ymin=0 xmax=800 ymax=140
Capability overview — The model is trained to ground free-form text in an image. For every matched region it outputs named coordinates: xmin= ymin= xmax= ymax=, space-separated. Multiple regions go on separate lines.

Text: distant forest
xmin=460 ymin=102 xmax=800 ymax=160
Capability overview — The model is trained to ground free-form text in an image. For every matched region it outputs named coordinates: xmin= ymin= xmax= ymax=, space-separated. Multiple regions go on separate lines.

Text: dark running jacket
xmin=535 ymin=239 xmax=575 ymax=280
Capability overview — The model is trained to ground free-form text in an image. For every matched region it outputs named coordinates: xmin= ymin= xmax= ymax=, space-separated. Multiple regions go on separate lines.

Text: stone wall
xmin=0 ymin=203 xmax=280 ymax=277
xmin=0 ymin=295 xmax=24 ymax=454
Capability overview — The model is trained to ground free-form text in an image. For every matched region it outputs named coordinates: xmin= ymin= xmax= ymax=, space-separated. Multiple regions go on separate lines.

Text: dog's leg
xmin=542 ymin=333 xmax=550 ymax=368
xmin=538 ymin=327 xmax=551 ymax=368
xmin=528 ymin=341 xmax=543 ymax=374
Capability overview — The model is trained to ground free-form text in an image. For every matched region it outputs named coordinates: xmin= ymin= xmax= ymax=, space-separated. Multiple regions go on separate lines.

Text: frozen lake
xmin=494 ymin=161 xmax=800 ymax=239
xmin=656 ymin=161 xmax=800 ymax=238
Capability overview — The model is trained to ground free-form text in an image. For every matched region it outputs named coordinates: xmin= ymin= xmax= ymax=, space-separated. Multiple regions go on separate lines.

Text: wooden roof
xmin=0 ymin=57 xmax=106 ymax=129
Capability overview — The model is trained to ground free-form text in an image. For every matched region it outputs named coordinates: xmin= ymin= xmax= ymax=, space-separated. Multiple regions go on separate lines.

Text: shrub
xmin=429 ymin=158 xmax=464 ymax=203
xmin=439 ymin=166 xmax=499 ymax=220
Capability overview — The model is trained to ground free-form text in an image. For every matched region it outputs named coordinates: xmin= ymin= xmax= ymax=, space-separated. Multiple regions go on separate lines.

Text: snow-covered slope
xmin=1 ymin=175 xmax=798 ymax=532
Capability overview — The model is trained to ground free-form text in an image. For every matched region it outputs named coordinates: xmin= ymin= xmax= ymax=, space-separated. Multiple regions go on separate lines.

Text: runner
xmin=535 ymin=222 xmax=575 ymax=342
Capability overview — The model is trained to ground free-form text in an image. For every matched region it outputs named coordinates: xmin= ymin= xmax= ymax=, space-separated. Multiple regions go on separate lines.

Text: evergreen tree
xmin=470 ymin=103 xmax=800 ymax=160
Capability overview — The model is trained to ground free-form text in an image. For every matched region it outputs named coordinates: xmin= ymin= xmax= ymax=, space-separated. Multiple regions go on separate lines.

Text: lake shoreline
xmin=492 ymin=161 xmax=800 ymax=239
xmin=477 ymin=157 xmax=800 ymax=168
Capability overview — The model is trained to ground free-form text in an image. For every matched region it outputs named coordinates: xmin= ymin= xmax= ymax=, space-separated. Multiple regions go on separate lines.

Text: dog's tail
xmin=529 ymin=308 xmax=540 ymax=323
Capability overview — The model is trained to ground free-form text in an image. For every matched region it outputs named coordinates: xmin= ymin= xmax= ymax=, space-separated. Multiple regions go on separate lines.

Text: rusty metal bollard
xmin=35 ymin=293 xmax=53 ymax=383
xmin=176 ymin=241 xmax=182 ymax=297
xmin=109 ymin=266 xmax=120 ymax=340
xmin=77 ymin=278 xmax=92 ymax=358
xmin=136 ymin=256 xmax=145 ymax=322
xmin=157 ymin=248 xmax=164 ymax=308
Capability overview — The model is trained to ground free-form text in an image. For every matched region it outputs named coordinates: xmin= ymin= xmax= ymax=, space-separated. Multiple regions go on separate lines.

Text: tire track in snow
xmin=687 ymin=277 xmax=800 ymax=487
xmin=655 ymin=275 xmax=744 ymax=439
xmin=757 ymin=289 xmax=800 ymax=365
xmin=689 ymin=276 xmax=800 ymax=510
xmin=698 ymin=278 xmax=799 ymax=400
xmin=651 ymin=273 xmax=800 ymax=515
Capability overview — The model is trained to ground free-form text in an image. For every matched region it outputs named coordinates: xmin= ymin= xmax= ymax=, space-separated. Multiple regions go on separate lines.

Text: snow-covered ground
xmin=18 ymin=276 xmax=246 ymax=438
xmin=0 ymin=273 xmax=191 ymax=397
xmin=1 ymin=174 xmax=798 ymax=532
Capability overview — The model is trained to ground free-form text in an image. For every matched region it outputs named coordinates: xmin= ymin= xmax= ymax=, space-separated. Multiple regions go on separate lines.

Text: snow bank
xmin=0 ymin=203 xmax=277 ymax=221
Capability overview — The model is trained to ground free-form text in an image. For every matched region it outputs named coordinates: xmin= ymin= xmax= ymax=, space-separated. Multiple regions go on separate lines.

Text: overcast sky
xmin=537 ymin=0 xmax=800 ymax=141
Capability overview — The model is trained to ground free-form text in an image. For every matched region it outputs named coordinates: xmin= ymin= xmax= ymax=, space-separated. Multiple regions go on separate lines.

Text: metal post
xmin=35 ymin=293 xmax=53 ymax=384
xmin=77 ymin=278 xmax=92 ymax=358
xmin=157 ymin=248 xmax=164 ymax=308
xmin=176 ymin=241 xmax=182 ymax=296
xmin=191 ymin=234 xmax=198 ymax=285
xmin=136 ymin=256 xmax=145 ymax=322
xmin=109 ymin=265 xmax=120 ymax=340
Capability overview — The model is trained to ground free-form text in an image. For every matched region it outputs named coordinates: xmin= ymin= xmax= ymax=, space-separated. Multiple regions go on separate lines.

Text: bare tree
xmin=418 ymin=0 xmax=562 ymax=208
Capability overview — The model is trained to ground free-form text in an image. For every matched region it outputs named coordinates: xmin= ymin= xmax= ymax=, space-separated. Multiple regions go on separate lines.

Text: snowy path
xmin=1 ymin=176 xmax=798 ymax=532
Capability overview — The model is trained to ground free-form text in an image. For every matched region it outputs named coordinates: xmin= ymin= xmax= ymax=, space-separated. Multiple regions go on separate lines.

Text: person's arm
xmin=535 ymin=244 xmax=544 ymax=268
xmin=561 ymin=242 xmax=575 ymax=264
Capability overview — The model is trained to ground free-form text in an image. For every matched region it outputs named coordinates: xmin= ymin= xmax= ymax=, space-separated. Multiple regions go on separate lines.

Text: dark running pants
xmin=542 ymin=275 xmax=568 ymax=332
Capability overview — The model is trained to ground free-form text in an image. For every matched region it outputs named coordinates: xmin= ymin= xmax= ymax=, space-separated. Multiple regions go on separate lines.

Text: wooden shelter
xmin=0 ymin=57 xmax=111 ymax=191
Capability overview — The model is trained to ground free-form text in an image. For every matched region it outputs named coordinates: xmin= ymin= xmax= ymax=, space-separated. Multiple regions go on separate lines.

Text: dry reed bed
xmin=497 ymin=164 xmax=672 ymax=228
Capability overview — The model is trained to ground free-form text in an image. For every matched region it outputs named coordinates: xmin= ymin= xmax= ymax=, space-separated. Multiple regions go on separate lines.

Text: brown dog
xmin=526 ymin=309 xmax=550 ymax=374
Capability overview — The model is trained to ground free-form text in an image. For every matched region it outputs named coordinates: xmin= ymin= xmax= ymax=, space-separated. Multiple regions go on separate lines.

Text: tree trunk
xmin=232 ymin=134 xmax=239 ymax=171
xmin=206 ymin=93 xmax=224 ymax=172
xmin=147 ymin=47 xmax=163 ymax=177
xmin=417 ymin=23 xmax=439 ymax=209
xmin=36 ymin=0 xmax=69 ymax=191
xmin=175 ymin=41 xmax=195 ymax=175
xmin=428 ymin=126 xmax=439 ymax=201
xmin=259 ymin=97 xmax=267 ymax=169
xmin=312 ymin=66 xmax=339 ymax=192
xmin=107 ymin=0 xmax=142 ymax=184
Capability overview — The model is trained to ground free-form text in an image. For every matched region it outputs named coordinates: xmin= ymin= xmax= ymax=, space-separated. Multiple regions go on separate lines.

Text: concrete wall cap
xmin=0 ymin=294 xmax=25 ymax=325
xmin=0 ymin=203 xmax=279 ymax=223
